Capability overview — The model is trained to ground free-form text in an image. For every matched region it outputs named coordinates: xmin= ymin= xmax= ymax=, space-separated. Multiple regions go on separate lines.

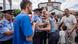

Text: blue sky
xmin=0 ymin=0 xmax=78 ymax=10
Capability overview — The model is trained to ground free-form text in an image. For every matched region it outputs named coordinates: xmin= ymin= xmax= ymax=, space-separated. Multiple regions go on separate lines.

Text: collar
xmin=21 ymin=11 xmax=28 ymax=15
xmin=3 ymin=19 xmax=12 ymax=24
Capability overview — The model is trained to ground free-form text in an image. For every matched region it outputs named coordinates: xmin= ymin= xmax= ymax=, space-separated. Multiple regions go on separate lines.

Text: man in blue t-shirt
xmin=48 ymin=12 xmax=59 ymax=44
xmin=13 ymin=1 xmax=33 ymax=44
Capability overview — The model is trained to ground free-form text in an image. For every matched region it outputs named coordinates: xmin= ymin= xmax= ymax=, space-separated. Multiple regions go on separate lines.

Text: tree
xmin=14 ymin=9 xmax=21 ymax=16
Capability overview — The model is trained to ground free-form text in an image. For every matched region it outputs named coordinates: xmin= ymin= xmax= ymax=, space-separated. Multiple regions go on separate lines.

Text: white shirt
xmin=59 ymin=30 xmax=66 ymax=43
xmin=61 ymin=14 xmax=77 ymax=30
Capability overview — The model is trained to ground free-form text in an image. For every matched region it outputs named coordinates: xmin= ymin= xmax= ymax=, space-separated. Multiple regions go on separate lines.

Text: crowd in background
xmin=0 ymin=0 xmax=78 ymax=44
xmin=32 ymin=8 xmax=78 ymax=44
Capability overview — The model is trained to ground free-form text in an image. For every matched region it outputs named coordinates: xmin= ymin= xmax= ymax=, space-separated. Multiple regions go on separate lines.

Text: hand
xmin=4 ymin=31 xmax=13 ymax=36
xmin=26 ymin=36 xmax=32 ymax=42
xmin=68 ymin=30 xmax=73 ymax=34
xmin=35 ymin=26 xmax=41 ymax=30
xmin=36 ymin=23 xmax=44 ymax=26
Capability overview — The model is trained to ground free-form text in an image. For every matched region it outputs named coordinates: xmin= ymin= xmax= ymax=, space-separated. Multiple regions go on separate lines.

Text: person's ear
xmin=26 ymin=4 xmax=30 ymax=9
xmin=25 ymin=6 xmax=28 ymax=10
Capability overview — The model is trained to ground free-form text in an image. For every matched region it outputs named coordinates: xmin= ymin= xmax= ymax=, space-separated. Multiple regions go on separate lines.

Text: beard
xmin=28 ymin=9 xmax=32 ymax=14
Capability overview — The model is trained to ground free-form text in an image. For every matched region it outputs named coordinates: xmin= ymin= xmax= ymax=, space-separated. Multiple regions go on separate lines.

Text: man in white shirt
xmin=60 ymin=9 xmax=77 ymax=44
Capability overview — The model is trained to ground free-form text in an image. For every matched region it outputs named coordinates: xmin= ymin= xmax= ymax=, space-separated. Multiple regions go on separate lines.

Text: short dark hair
xmin=20 ymin=0 xmax=32 ymax=9
xmin=51 ymin=12 xmax=55 ymax=15
xmin=1 ymin=10 xmax=14 ymax=15
xmin=64 ymin=8 xmax=69 ymax=11
xmin=5 ymin=11 xmax=13 ymax=15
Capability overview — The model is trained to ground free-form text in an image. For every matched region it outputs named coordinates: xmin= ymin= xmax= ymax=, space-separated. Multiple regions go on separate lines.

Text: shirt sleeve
xmin=21 ymin=15 xmax=33 ymax=37
xmin=1 ymin=27 xmax=9 ymax=34
xmin=31 ymin=15 xmax=35 ymax=22
xmin=31 ymin=15 xmax=37 ymax=23
xmin=72 ymin=16 xmax=77 ymax=24
xmin=1 ymin=20 xmax=10 ymax=34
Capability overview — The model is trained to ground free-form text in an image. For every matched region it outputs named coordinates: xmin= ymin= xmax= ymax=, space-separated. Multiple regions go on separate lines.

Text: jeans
xmin=48 ymin=31 xmax=59 ymax=44
xmin=33 ymin=31 xmax=47 ymax=44
xmin=0 ymin=39 xmax=12 ymax=44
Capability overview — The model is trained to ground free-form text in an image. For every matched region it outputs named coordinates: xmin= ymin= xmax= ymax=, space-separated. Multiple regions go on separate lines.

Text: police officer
xmin=0 ymin=10 xmax=14 ymax=44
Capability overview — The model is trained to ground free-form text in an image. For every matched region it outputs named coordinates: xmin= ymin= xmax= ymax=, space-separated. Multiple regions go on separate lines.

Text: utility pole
xmin=48 ymin=0 xmax=56 ymax=2
xmin=8 ymin=0 xmax=12 ymax=10
xmin=54 ymin=0 xmax=56 ymax=2
xmin=3 ymin=0 xmax=6 ymax=10
xmin=48 ymin=0 xmax=51 ymax=2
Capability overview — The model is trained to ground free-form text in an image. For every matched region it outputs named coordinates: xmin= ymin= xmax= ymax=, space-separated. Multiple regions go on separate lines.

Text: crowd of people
xmin=0 ymin=0 xmax=78 ymax=44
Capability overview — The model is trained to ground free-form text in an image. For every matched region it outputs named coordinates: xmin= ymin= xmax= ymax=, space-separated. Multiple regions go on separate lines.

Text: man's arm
xmin=21 ymin=16 xmax=33 ymax=42
xmin=32 ymin=22 xmax=36 ymax=32
xmin=2 ymin=27 xmax=13 ymax=36
xmin=38 ymin=22 xmax=51 ymax=31
xmin=2 ymin=20 xmax=13 ymax=36
xmin=35 ymin=23 xmax=44 ymax=29
xmin=71 ymin=16 xmax=77 ymax=33
xmin=60 ymin=17 xmax=64 ymax=24
xmin=4 ymin=31 xmax=13 ymax=36
xmin=73 ymin=16 xmax=77 ymax=29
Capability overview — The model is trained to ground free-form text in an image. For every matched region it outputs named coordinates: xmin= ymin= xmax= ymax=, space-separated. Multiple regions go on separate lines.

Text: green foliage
xmin=14 ymin=9 xmax=21 ymax=16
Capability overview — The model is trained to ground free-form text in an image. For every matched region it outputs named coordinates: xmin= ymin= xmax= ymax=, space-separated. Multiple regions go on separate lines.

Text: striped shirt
xmin=0 ymin=19 xmax=14 ymax=41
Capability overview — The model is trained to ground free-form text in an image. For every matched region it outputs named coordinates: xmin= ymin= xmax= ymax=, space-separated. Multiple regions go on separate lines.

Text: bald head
xmin=42 ymin=11 xmax=50 ymax=19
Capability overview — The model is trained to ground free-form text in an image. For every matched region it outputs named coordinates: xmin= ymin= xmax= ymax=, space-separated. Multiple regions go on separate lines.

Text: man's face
xmin=37 ymin=11 xmax=42 ymax=16
xmin=42 ymin=11 xmax=49 ymax=19
xmin=64 ymin=9 xmax=70 ymax=16
xmin=5 ymin=13 xmax=12 ymax=20
xmin=26 ymin=4 xmax=32 ymax=14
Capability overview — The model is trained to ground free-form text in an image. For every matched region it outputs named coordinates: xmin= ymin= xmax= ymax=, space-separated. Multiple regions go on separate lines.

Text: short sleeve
xmin=72 ymin=16 xmax=77 ymax=24
xmin=31 ymin=15 xmax=35 ymax=22
xmin=31 ymin=15 xmax=38 ymax=23
xmin=0 ymin=20 xmax=10 ymax=34
xmin=21 ymin=15 xmax=33 ymax=37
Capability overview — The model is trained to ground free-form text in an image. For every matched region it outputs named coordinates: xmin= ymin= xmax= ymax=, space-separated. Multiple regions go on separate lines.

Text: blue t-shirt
xmin=32 ymin=15 xmax=38 ymax=23
xmin=50 ymin=17 xmax=56 ymax=32
xmin=32 ymin=15 xmax=42 ymax=23
xmin=13 ymin=12 xmax=33 ymax=44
